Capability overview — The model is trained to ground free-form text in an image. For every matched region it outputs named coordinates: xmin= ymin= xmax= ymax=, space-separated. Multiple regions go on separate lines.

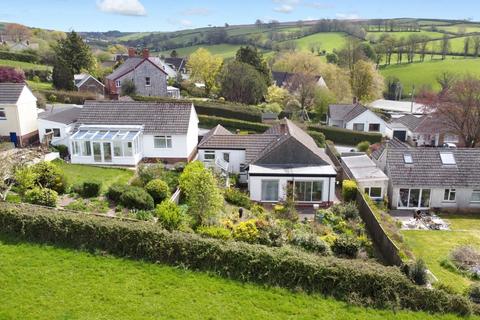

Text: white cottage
xmin=69 ymin=101 xmax=198 ymax=166
xmin=0 ymin=82 xmax=38 ymax=147
xmin=198 ymin=119 xmax=337 ymax=206
xmin=327 ymin=103 xmax=388 ymax=135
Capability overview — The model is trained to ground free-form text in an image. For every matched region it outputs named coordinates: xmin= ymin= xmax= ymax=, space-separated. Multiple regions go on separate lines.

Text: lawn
xmin=160 ymin=44 xmax=260 ymax=59
xmin=53 ymin=160 xmax=133 ymax=192
xmin=0 ymin=58 xmax=51 ymax=71
xmin=401 ymin=214 xmax=480 ymax=293
xmin=380 ymin=57 xmax=480 ymax=91
xmin=26 ymin=80 xmax=53 ymax=91
xmin=0 ymin=236 xmax=476 ymax=320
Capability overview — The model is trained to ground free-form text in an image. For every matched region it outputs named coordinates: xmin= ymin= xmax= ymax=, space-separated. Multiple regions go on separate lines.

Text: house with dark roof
xmin=38 ymin=106 xmax=82 ymax=146
xmin=372 ymin=140 xmax=480 ymax=211
xmin=0 ymin=83 xmax=38 ymax=147
xmin=69 ymin=100 xmax=198 ymax=166
xmin=105 ymin=48 xmax=168 ymax=99
xmin=272 ymin=71 xmax=327 ymax=89
xmin=162 ymin=57 xmax=189 ymax=80
xmin=327 ymin=103 xmax=389 ymax=135
xmin=387 ymin=114 xmax=461 ymax=147
xmin=74 ymin=73 xmax=105 ymax=97
xmin=198 ymin=119 xmax=337 ymax=206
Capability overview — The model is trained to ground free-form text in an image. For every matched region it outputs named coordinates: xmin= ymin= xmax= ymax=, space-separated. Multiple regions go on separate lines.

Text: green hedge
xmin=133 ymin=96 xmax=263 ymax=122
xmin=0 ymin=203 xmax=474 ymax=316
xmin=24 ymin=69 xmax=52 ymax=82
xmin=199 ymin=115 xmax=270 ymax=133
xmin=307 ymin=131 xmax=326 ymax=148
xmin=0 ymin=50 xmax=38 ymax=63
xmin=308 ymin=125 xmax=382 ymax=146
xmin=38 ymin=90 xmax=98 ymax=105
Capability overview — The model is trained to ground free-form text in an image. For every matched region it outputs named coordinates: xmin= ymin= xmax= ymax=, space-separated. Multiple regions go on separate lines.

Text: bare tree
xmin=285 ymin=73 xmax=317 ymax=121
xmin=441 ymin=35 xmax=451 ymax=60
xmin=436 ymin=72 xmax=456 ymax=93
xmin=473 ymin=36 xmax=480 ymax=57
xmin=464 ymin=37 xmax=471 ymax=58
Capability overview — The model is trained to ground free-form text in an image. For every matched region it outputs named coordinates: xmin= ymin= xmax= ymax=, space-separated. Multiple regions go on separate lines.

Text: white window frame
xmin=46 ymin=128 xmax=61 ymax=138
xmin=261 ymin=180 xmax=279 ymax=202
xmin=294 ymin=180 xmax=323 ymax=202
xmin=471 ymin=190 xmax=480 ymax=203
xmin=364 ymin=187 xmax=382 ymax=199
xmin=115 ymin=80 xmax=121 ymax=88
xmin=444 ymin=188 xmax=456 ymax=202
xmin=352 ymin=123 xmax=365 ymax=131
xmin=154 ymin=136 xmax=172 ymax=149
xmin=0 ymin=108 xmax=6 ymax=120
xmin=368 ymin=123 xmax=380 ymax=132
xmin=145 ymin=77 xmax=151 ymax=86
xmin=204 ymin=150 xmax=215 ymax=162
xmin=72 ymin=141 xmax=80 ymax=156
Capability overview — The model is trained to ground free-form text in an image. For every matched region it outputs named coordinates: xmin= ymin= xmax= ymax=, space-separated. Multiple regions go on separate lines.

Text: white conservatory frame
xmin=70 ymin=125 xmax=143 ymax=166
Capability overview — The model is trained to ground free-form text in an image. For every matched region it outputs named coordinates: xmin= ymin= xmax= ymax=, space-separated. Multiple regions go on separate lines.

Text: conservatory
xmin=70 ymin=125 xmax=143 ymax=166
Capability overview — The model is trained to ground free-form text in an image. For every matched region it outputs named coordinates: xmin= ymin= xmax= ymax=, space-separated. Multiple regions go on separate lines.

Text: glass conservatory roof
xmin=71 ymin=129 xmax=141 ymax=141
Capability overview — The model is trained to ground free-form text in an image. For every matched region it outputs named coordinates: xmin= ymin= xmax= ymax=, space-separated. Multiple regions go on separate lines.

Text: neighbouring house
xmin=198 ymin=119 xmax=337 ymax=206
xmin=167 ymin=86 xmax=181 ymax=99
xmin=69 ymin=100 xmax=198 ymax=166
xmin=341 ymin=154 xmax=389 ymax=200
xmin=0 ymin=83 xmax=38 ymax=147
xmin=372 ymin=140 xmax=480 ymax=211
xmin=272 ymin=71 xmax=327 ymax=89
xmin=74 ymin=73 xmax=105 ymax=97
xmin=163 ymin=57 xmax=189 ymax=80
xmin=3 ymin=40 xmax=39 ymax=52
xmin=368 ymin=99 xmax=427 ymax=115
xmin=327 ymin=103 xmax=389 ymax=135
xmin=387 ymin=114 xmax=461 ymax=146
xmin=105 ymin=48 xmax=168 ymax=99
xmin=38 ymin=106 xmax=82 ymax=146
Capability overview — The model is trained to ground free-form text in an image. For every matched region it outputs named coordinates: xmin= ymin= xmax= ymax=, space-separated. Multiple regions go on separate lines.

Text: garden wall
xmin=0 ymin=202 xmax=474 ymax=316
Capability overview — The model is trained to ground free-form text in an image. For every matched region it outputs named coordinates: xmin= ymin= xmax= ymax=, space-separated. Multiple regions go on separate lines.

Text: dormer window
xmin=440 ymin=152 xmax=456 ymax=165
xmin=403 ymin=153 xmax=413 ymax=164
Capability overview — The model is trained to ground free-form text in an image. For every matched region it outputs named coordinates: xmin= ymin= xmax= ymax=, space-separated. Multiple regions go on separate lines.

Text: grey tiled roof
xmin=39 ymin=107 xmax=82 ymax=125
xmin=272 ymin=71 xmax=322 ymax=87
xmin=0 ymin=83 xmax=25 ymax=104
xmin=371 ymin=138 xmax=409 ymax=160
xmin=164 ymin=57 xmax=187 ymax=71
xmin=106 ymin=57 xmax=167 ymax=80
xmin=328 ymin=104 xmax=368 ymax=123
xmin=77 ymin=101 xmax=193 ymax=134
xmin=386 ymin=148 xmax=480 ymax=188
xmin=390 ymin=114 xmax=424 ymax=131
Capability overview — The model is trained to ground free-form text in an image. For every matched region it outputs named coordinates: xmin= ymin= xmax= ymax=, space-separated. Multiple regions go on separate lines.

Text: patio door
xmin=398 ymin=188 xmax=431 ymax=209
xmin=93 ymin=142 xmax=102 ymax=162
xmin=103 ymin=142 xmax=112 ymax=162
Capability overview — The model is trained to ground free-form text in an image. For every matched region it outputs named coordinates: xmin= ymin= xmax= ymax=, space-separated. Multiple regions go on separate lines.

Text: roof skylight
xmin=440 ymin=152 xmax=456 ymax=165
xmin=403 ymin=153 xmax=413 ymax=164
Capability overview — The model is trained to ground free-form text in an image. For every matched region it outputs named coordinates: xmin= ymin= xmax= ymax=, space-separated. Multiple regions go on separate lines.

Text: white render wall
xmin=248 ymin=175 xmax=336 ymax=203
xmin=185 ymin=106 xmax=199 ymax=158
xmin=198 ymin=149 xmax=246 ymax=173
xmin=391 ymin=186 xmax=480 ymax=210
xmin=142 ymin=134 xmax=189 ymax=159
xmin=345 ymin=110 xmax=387 ymax=135
xmin=356 ymin=179 xmax=389 ymax=199
xmin=37 ymin=118 xmax=73 ymax=145
xmin=0 ymin=87 xmax=38 ymax=137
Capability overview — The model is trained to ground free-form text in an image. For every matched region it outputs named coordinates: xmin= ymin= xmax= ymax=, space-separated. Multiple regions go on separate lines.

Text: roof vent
xmin=403 ymin=153 xmax=413 ymax=164
xmin=440 ymin=152 xmax=456 ymax=165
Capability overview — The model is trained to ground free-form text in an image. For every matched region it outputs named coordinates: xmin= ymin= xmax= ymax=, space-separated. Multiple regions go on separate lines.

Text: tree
xmin=337 ymin=38 xmax=366 ymax=72
xmin=255 ymin=19 xmax=263 ymax=29
xmin=54 ymin=31 xmax=94 ymax=75
xmin=52 ymin=59 xmax=74 ymax=91
xmin=473 ymin=36 xmax=480 ymax=57
xmin=107 ymin=44 xmax=127 ymax=54
xmin=385 ymin=76 xmax=403 ymax=100
xmin=418 ymin=36 xmax=429 ymax=62
xmin=235 ymin=46 xmax=272 ymax=85
xmin=170 ymin=50 xmax=178 ymax=58
xmin=313 ymin=88 xmax=336 ymax=120
xmin=218 ymin=61 xmax=267 ymax=105
xmin=464 ymin=37 xmax=471 ymax=58
xmin=436 ymin=72 xmax=456 ymax=94
xmin=350 ymin=60 xmax=384 ymax=102
xmin=441 ymin=35 xmax=451 ymax=60
xmin=187 ymin=48 xmax=223 ymax=96
xmin=0 ymin=67 xmax=25 ymax=83
xmin=423 ymin=76 xmax=480 ymax=147
xmin=326 ymin=52 xmax=338 ymax=64
xmin=121 ymin=80 xmax=136 ymax=96
xmin=285 ymin=73 xmax=317 ymax=121
xmin=265 ymin=85 xmax=289 ymax=105
xmin=179 ymin=161 xmax=223 ymax=227
xmin=5 ymin=23 xmax=31 ymax=42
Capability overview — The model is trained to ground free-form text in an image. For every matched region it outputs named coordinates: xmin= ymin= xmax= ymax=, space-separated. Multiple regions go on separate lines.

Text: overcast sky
xmin=1 ymin=0 xmax=479 ymax=32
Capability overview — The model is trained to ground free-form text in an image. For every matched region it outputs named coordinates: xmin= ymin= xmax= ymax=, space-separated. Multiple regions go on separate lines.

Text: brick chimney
xmin=128 ymin=47 xmax=136 ymax=57
xmin=142 ymin=48 xmax=149 ymax=59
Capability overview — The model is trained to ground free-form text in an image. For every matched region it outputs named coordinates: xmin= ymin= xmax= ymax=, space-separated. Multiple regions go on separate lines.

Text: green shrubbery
xmin=224 ymin=188 xmax=251 ymax=209
xmin=198 ymin=115 xmax=270 ymax=133
xmin=0 ymin=50 xmax=39 ymax=63
xmin=155 ymin=200 xmax=183 ymax=231
xmin=357 ymin=141 xmax=371 ymax=152
xmin=308 ymin=125 xmax=382 ymax=145
xmin=106 ymin=183 xmax=129 ymax=203
xmin=307 ymin=131 xmax=326 ymax=148
xmin=145 ymin=179 xmax=170 ymax=204
xmin=233 ymin=220 xmax=259 ymax=243
xmin=38 ymin=90 xmax=97 ymax=105
xmin=197 ymin=226 xmax=232 ymax=240
xmin=80 ymin=181 xmax=102 ymax=198
xmin=290 ymin=233 xmax=330 ymax=255
xmin=342 ymin=180 xmax=358 ymax=202
xmin=24 ymin=187 xmax=58 ymax=207
xmin=403 ymin=259 xmax=428 ymax=286
xmin=119 ymin=186 xmax=154 ymax=210
xmin=332 ymin=235 xmax=360 ymax=258
xmin=0 ymin=202 xmax=474 ymax=316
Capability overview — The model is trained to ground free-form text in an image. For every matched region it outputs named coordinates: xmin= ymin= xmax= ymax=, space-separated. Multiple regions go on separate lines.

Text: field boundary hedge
xmin=0 ymin=202 xmax=475 ymax=316
xmin=0 ymin=50 xmax=38 ymax=63
xmin=133 ymin=96 xmax=262 ymax=122
xmin=308 ymin=125 xmax=382 ymax=145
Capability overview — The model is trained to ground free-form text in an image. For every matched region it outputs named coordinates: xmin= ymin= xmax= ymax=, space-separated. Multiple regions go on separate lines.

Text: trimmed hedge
xmin=0 ymin=202 xmax=475 ymax=316
xmin=38 ymin=90 xmax=98 ymax=105
xmin=309 ymin=125 xmax=382 ymax=146
xmin=133 ymin=95 xmax=263 ymax=122
xmin=199 ymin=115 xmax=270 ymax=133
xmin=307 ymin=130 xmax=326 ymax=148
xmin=0 ymin=50 xmax=39 ymax=63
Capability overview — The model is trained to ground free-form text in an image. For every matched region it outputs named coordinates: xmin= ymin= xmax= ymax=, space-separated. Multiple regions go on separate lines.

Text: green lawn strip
xmin=26 ymin=80 xmax=53 ymax=91
xmin=53 ymin=160 xmax=134 ymax=193
xmin=0 ymin=58 xmax=51 ymax=71
xmin=287 ymin=32 xmax=348 ymax=53
xmin=401 ymin=214 xmax=480 ymax=293
xmin=0 ymin=235 xmax=474 ymax=320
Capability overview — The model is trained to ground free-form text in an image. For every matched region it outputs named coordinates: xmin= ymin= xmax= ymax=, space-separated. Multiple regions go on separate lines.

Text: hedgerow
xmin=0 ymin=203 xmax=475 ymax=316
xmin=308 ymin=125 xmax=382 ymax=145
xmin=198 ymin=115 xmax=270 ymax=133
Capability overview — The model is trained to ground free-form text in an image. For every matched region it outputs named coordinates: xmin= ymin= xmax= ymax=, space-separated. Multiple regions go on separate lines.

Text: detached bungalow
xmin=69 ymin=101 xmax=198 ymax=166
xmin=272 ymin=71 xmax=327 ymax=89
xmin=327 ymin=103 xmax=388 ymax=135
xmin=198 ymin=119 xmax=336 ymax=206
xmin=0 ymin=83 xmax=38 ymax=147
xmin=372 ymin=140 xmax=480 ymax=211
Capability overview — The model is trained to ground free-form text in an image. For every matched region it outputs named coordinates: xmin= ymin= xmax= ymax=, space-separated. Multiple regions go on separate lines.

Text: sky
xmin=1 ymin=0 xmax=480 ymax=32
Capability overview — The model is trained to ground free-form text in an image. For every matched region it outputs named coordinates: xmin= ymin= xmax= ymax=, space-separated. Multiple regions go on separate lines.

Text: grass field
xmin=0 ymin=58 xmax=51 ymax=71
xmin=436 ymin=24 xmax=480 ymax=34
xmin=53 ymin=160 xmax=133 ymax=192
xmin=380 ymin=57 xmax=480 ymax=91
xmin=401 ymin=214 xmax=480 ymax=293
xmin=26 ymin=80 xmax=53 ymax=90
xmin=160 ymin=44 xmax=253 ymax=58
xmin=366 ymin=31 xmax=445 ymax=41
xmin=0 ymin=236 xmax=476 ymax=320
xmin=286 ymin=32 xmax=348 ymax=53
